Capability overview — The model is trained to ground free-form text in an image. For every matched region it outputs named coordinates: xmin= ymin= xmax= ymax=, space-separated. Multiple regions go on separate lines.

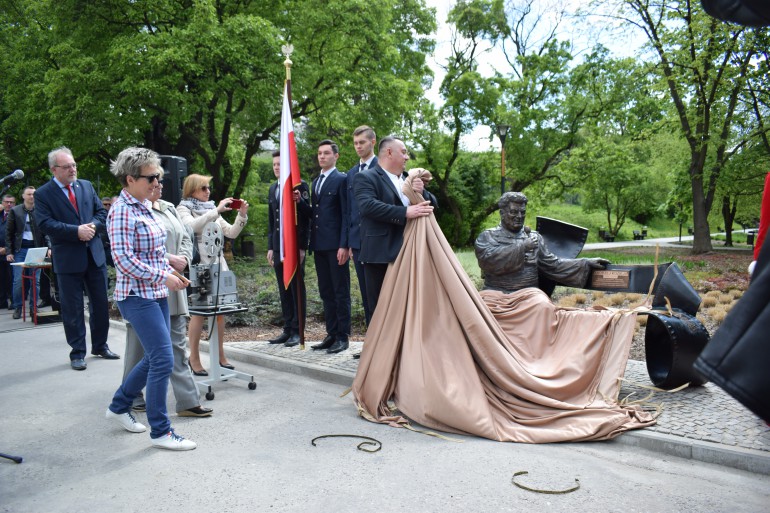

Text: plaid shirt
xmin=108 ymin=189 xmax=173 ymax=301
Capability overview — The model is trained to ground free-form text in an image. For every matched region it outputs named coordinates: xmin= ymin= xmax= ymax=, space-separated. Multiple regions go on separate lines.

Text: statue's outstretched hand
xmin=587 ymin=258 xmax=610 ymax=269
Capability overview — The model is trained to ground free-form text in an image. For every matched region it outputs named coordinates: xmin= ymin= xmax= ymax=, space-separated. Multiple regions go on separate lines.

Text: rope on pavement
xmin=311 ymin=434 xmax=382 ymax=453
xmin=512 ymin=471 xmax=580 ymax=494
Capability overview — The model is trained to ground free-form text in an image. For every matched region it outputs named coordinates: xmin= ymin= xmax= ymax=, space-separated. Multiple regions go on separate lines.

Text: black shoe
xmin=12 ymin=308 xmax=21 ymax=320
xmin=219 ymin=362 xmax=235 ymax=370
xmin=190 ymin=363 xmax=208 ymax=376
xmin=92 ymin=348 xmax=120 ymax=360
xmin=352 ymin=352 xmax=361 ymax=359
xmin=269 ymin=332 xmax=291 ymax=344
xmin=284 ymin=334 xmax=301 ymax=347
xmin=71 ymin=358 xmax=87 ymax=371
xmin=327 ymin=337 xmax=349 ymax=354
xmin=178 ymin=406 xmax=213 ymax=417
xmin=312 ymin=334 xmax=335 ymax=350
xmin=37 ymin=299 xmax=51 ymax=308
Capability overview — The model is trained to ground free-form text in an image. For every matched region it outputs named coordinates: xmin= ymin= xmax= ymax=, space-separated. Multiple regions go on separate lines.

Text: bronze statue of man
xmin=474 ymin=192 xmax=609 ymax=293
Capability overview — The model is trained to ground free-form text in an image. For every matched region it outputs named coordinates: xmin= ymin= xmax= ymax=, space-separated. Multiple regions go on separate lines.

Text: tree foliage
xmin=602 ymin=0 xmax=770 ymax=253
xmin=561 ymin=136 xmax=659 ymax=236
xmin=0 ymin=0 xmax=436 ymax=199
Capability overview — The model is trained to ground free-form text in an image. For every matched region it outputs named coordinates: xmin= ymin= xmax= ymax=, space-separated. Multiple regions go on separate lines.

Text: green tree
xmin=406 ymin=0 xmax=501 ymax=246
xmin=600 ymin=0 xmax=770 ymax=253
xmin=439 ymin=1 xmax=660 ymax=243
xmin=714 ymin=145 xmax=769 ymax=245
xmin=562 ymin=137 xmax=658 ymax=236
xmin=0 ymin=0 xmax=436 ymax=197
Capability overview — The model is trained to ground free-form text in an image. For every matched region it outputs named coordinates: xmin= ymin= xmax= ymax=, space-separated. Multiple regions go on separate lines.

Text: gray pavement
xmin=220 ymin=337 xmax=770 ymax=475
xmin=1 ymin=309 xmax=769 ymax=513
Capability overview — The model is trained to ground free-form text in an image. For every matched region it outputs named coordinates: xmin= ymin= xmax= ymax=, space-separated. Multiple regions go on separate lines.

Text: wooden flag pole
xmin=283 ymin=44 xmax=306 ymax=349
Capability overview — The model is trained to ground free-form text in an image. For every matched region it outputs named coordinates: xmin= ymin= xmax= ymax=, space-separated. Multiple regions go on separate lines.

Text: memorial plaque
xmin=591 ymin=269 xmax=630 ymax=289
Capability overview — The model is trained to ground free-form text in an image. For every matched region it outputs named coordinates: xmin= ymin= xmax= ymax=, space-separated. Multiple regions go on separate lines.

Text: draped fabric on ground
xmin=351 ymin=170 xmax=656 ymax=443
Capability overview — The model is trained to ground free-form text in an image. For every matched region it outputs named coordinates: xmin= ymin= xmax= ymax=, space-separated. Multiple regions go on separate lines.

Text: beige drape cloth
xmin=351 ymin=169 xmax=656 ymax=443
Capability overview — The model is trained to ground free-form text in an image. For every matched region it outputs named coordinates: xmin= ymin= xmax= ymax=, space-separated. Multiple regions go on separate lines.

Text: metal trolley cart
xmin=187 ymin=222 xmax=255 ymax=400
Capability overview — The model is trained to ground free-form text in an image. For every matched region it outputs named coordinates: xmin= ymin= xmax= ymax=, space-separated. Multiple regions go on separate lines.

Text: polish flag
xmin=279 ymin=82 xmax=301 ymax=288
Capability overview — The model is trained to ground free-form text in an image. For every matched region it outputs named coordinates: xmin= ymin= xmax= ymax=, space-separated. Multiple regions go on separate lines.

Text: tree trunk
xmin=721 ymin=195 xmax=733 ymax=247
xmin=691 ymin=172 xmax=713 ymax=254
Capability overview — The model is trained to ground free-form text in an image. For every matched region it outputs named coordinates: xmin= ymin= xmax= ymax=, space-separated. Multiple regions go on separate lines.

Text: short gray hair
xmin=48 ymin=146 xmax=74 ymax=168
xmin=110 ymin=147 xmax=161 ymax=187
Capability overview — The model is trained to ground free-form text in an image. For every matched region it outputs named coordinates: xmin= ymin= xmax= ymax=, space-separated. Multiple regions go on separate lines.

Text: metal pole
xmin=495 ymin=125 xmax=509 ymax=196
xmin=500 ymin=143 xmax=507 ymax=196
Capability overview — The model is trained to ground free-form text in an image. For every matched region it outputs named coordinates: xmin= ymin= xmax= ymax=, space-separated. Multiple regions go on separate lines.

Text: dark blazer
xmin=268 ymin=179 xmax=310 ymax=252
xmin=34 ymin=178 xmax=107 ymax=273
xmin=354 ymin=165 xmax=436 ymax=264
xmin=5 ymin=204 xmax=47 ymax=254
xmin=305 ymin=169 xmax=348 ymax=252
xmin=346 ymin=156 xmax=378 ymax=250
xmin=0 ymin=209 xmax=9 ymax=252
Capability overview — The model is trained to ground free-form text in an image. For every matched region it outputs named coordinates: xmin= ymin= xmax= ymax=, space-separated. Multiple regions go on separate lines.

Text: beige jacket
xmin=176 ymin=203 xmax=247 ymax=271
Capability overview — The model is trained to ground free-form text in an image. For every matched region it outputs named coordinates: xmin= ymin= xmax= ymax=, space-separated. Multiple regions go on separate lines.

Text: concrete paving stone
xmin=221 ymin=338 xmax=770 ymax=455
xmin=124 ymin=320 xmax=770 ymax=475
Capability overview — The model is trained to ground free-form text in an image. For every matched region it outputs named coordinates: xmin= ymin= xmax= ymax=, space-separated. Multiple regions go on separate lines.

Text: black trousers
xmin=56 ymin=253 xmax=110 ymax=360
xmin=0 ymin=259 xmax=11 ymax=307
xmin=273 ymin=257 xmax=306 ymax=334
xmin=313 ymin=250 xmax=350 ymax=337
xmin=363 ymin=262 xmax=388 ymax=320
xmin=351 ymin=248 xmax=371 ymax=325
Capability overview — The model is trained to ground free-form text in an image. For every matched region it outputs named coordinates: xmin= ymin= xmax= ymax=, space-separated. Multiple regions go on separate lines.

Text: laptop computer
xmin=10 ymin=247 xmax=49 ymax=267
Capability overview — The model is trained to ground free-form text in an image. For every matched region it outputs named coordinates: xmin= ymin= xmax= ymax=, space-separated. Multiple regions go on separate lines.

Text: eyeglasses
xmin=200 ymin=185 xmax=210 ymax=191
xmin=55 ymin=164 xmax=77 ymax=170
xmin=137 ymin=173 xmax=161 ymax=183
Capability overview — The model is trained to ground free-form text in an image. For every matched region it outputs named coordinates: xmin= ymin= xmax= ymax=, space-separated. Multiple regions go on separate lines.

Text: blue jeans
xmin=109 ymin=296 xmax=173 ymax=438
xmin=12 ymin=248 xmax=39 ymax=310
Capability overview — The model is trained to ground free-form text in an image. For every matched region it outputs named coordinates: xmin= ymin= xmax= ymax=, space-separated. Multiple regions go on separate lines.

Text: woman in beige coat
xmin=177 ymin=174 xmax=249 ymax=375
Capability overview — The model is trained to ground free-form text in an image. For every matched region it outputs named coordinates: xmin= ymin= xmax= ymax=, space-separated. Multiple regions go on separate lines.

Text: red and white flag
xmin=279 ymin=81 xmax=301 ymax=289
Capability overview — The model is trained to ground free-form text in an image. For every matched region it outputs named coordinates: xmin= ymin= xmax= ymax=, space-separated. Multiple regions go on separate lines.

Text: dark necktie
xmin=360 ymin=162 xmax=367 ymax=173
xmin=315 ymin=174 xmax=325 ymax=197
xmin=66 ymin=184 xmax=78 ymax=213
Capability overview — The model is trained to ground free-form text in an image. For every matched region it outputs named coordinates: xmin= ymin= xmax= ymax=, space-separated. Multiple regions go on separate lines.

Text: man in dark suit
xmin=300 ymin=139 xmax=351 ymax=354
xmin=346 ymin=126 xmax=378 ymax=326
xmin=5 ymin=187 xmax=47 ymax=319
xmin=34 ymin=146 xmax=117 ymax=371
xmin=354 ymin=135 xmax=435 ymax=318
xmin=267 ymin=150 xmax=311 ymax=347
xmin=0 ymin=194 xmax=16 ymax=310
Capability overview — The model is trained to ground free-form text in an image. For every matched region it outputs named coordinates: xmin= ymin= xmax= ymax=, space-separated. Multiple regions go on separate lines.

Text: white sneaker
xmin=105 ymin=408 xmax=147 ymax=433
xmin=151 ymin=431 xmax=197 ymax=451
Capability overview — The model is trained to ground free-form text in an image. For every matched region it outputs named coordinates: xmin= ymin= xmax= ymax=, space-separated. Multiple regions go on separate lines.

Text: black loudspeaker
xmin=160 ymin=155 xmax=187 ymax=206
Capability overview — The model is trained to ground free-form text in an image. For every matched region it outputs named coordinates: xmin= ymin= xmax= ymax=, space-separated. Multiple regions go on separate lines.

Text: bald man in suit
xmin=354 ymin=136 xmax=435 ymax=319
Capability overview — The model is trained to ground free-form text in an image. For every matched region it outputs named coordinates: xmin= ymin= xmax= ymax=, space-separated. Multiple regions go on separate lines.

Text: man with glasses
xmin=0 ymin=194 xmax=16 ymax=310
xmin=34 ymin=146 xmax=117 ymax=371
xmin=5 ymin=186 xmax=48 ymax=319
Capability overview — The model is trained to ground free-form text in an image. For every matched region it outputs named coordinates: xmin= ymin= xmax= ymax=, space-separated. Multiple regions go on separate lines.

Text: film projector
xmin=187 ymin=222 xmax=255 ymax=399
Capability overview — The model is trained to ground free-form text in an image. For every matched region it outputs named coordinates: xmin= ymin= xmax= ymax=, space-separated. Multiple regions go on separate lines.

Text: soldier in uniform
xmin=266 ymin=150 xmax=310 ymax=347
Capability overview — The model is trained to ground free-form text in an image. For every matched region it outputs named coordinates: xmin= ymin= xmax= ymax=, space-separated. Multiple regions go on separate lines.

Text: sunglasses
xmin=137 ymin=173 xmax=161 ymax=183
xmin=200 ymin=185 xmax=210 ymax=191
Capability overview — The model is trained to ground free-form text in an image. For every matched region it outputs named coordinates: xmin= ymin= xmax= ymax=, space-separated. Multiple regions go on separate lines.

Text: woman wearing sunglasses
xmin=177 ymin=174 xmax=249 ymax=376
xmin=105 ymin=147 xmax=195 ymax=450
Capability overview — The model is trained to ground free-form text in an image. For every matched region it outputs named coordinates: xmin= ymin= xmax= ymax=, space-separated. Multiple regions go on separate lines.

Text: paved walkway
xmin=212 ymin=336 xmax=770 ymax=475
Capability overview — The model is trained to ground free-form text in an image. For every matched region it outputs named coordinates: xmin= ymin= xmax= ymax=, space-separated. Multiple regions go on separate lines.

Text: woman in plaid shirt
xmin=104 ymin=147 xmax=196 ymax=451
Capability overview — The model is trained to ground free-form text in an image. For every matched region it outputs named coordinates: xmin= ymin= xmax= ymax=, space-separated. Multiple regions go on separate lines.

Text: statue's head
xmin=499 ymin=192 xmax=528 ymax=233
